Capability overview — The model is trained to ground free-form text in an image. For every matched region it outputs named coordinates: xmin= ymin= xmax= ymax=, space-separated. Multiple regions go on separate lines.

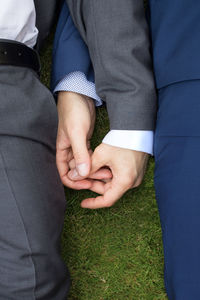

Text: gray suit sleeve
xmin=66 ymin=0 xmax=157 ymax=130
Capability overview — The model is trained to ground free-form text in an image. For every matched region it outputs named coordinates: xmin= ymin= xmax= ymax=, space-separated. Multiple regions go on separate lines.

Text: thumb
xmin=69 ymin=130 xmax=91 ymax=177
xmin=90 ymin=145 xmax=107 ymax=174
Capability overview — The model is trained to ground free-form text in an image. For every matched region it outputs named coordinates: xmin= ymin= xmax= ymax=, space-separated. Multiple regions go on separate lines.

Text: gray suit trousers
xmin=0 ymin=66 xmax=70 ymax=299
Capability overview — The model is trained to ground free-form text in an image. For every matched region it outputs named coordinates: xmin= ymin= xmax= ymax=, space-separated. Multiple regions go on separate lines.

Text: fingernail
xmin=70 ymin=169 xmax=79 ymax=179
xmin=77 ymin=163 xmax=88 ymax=177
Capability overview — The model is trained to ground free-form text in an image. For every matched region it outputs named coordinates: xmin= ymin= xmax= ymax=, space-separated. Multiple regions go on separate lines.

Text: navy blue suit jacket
xmin=147 ymin=0 xmax=200 ymax=89
xmin=51 ymin=1 xmax=94 ymax=91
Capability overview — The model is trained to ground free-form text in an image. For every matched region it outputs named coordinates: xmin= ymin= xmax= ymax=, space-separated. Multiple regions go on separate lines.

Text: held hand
xmin=68 ymin=143 xmax=149 ymax=209
xmin=56 ymin=91 xmax=96 ymax=190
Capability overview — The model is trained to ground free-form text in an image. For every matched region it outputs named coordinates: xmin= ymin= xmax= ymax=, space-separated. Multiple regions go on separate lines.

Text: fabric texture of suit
xmin=51 ymin=1 xmax=94 ymax=93
xmin=147 ymin=0 xmax=200 ymax=89
xmin=154 ymin=80 xmax=200 ymax=300
xmin=52 ymin=0 xmax=157 ymax=131
xmin=147 ymin=1 xmax=200 ymax=298
xmin=0 ymin=65 xmax=69 ymax=299
xmin=0 ymin=0 xmax=83 ymax=298
xmin=34 ymin=0 xmax=63 ymax=50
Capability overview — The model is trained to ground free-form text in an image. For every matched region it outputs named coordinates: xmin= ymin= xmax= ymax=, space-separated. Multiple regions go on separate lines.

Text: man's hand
xmin=56 ymin=91 xmax=96 ymax=190
xmin=56 ymin=91 xmax=112 ymax=190
xmin=68 ymin=143 xmax=149 ymax=209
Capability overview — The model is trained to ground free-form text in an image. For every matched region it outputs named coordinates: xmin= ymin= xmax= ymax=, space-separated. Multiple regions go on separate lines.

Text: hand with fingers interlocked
xmin=56 ymin=91 xmax=149 ymax=209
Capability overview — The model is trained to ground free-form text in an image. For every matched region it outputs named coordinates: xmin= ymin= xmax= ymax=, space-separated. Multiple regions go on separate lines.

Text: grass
xmin=40 ymin=37 xmax=168 ymax=300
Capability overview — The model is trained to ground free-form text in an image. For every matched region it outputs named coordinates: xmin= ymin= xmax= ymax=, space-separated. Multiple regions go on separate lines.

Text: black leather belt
xmin=0 ymin=39 xmax=41 ymax=75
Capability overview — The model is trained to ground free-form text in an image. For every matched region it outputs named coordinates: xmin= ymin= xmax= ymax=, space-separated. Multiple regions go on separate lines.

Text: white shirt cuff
xmin=102 ymin=130 xmax=154 ymax=155
xmin=54 ymin=71 xmax=103 ymax=107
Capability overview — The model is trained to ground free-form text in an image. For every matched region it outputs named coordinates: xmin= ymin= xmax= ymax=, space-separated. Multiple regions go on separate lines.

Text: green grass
xmin=40 ymin=39 xmax=168 ymax=300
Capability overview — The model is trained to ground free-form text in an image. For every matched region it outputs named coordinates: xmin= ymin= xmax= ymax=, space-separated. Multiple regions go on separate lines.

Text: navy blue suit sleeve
xmin=51 ymin=1 xmax=94 ymax=91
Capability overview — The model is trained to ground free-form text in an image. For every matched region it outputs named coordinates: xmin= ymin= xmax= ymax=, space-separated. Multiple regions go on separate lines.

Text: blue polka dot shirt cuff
xmin=54 ymin=71 xmax=103 ymax=107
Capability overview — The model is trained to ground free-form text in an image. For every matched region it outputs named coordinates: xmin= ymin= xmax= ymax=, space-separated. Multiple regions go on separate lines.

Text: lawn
xmin=40 ymin=36 xmax=168 ymax=300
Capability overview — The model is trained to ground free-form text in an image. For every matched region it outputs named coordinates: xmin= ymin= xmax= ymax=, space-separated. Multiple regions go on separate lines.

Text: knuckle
xmin=61 ymin=178 xmax=67 ymax=186
xmin=105 ymin=202 xmax=114 ymax=208
xmin=93 ymin=148 xmax=104 ymax=164
xmin=94 ymin=146 xmax=103 ymax=158
xmin=127 ymin=177 xmax=134 ymax=187
xmin=120 ymin=176 xmax=134 ymax=189
xmin=134 ymin=178 xmax=143 ymax=188
xmin=134 ymin=183 xmax=140 ymax=188
xmin=73 ymin=150 xmax=82 ymax=161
